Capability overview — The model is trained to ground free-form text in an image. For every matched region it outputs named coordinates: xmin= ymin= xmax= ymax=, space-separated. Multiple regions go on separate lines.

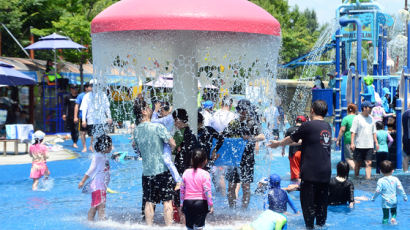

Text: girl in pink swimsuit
xmin=29 ymin=130 xmax=50 ymax=191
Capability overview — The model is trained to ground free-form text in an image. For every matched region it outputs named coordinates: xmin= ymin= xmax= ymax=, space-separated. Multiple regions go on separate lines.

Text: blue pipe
xmin=362 ymin=59 xmax=367 ymax=75
xmin=408 ymin=22 xmax=410 ymax=69
xmin=357 ymin=75 xmax=362 ymax=110
xmin=383 ymin=27 xmax=387 ymax=75
xmin=378 ymin=25 xmax=383 ymax=76
xmin=395 ymin=99 xmax=402 ymax=169
xmin=341 ymin=99 xmax=347 ymax=162
xmin=339 ymin=18 xmax=362 ymax=75
xmin=373 ymin=64 xmax=377 ymax=75
xmin=351 ymin=69 xmax=355 ymax=104
xmin=404 ymin=66 xmax=408 ymax=112
xmin=335 ymin=29 xmax=341 ymax=145
xmin=405 ymin=76 xmax=408 ymax=111
xmin=341 ymin=42 xmax=346 ymax=73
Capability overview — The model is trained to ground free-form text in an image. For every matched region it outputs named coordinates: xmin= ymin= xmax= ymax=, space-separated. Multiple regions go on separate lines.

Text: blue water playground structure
xmin=284 ymin=0 xmax=409 ymax=170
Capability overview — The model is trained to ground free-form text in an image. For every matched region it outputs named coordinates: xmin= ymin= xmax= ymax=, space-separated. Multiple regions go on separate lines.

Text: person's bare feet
xmin=81 ymin=148 xmax=87 ymax=152
xmin=391 ymin=218 xmax=397 ymax=225
xmin=73 ymin=143 xmax=78 ymax=148
xmin=89 ymin=147 xmax=94 ymax=152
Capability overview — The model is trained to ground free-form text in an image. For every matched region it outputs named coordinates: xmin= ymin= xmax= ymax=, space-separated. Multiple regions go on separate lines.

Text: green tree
xmin=250 ymin=0 xmax=321 ymax=78
xmin=30 ymin=0 xmax=118 ymax=63
xmin=0 ymin=0 xmax=118 ymax=63
xmin=0 ymin=0 xmax=28 ymax=57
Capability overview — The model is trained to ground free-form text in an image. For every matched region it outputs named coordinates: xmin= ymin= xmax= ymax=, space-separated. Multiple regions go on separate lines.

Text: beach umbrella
xmin=25 ymin=33 xmax=86 ymax=132
xmin=0 ymin=61 xmax=36 ymax=86
xmin=25 ymin=33 xmax=85 ymax=50
xmin=25 ymin=33 xmax=86 ymax=86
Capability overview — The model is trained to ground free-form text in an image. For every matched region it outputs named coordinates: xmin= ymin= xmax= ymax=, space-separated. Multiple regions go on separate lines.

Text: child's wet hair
xmin=133 ymin=97 xmax=148 ymax=125
xmin=94 ymin=134 xmax=112 ymax=153
xmin=192 ymin=148 xmax=207 ymax=170
xmin=336 ymin=161 xmax=349 ymax=178
xmin=376 ymin=121 xmax=384 ymax=130
xmin=380 ymin=160 xmax=393 ymax=174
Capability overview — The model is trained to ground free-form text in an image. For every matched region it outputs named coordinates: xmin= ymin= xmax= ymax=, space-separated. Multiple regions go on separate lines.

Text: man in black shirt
xmin=268 ymin=100 xmax=332 ymax=229
xmin=63 ymin=85 xmax=79 ymax=148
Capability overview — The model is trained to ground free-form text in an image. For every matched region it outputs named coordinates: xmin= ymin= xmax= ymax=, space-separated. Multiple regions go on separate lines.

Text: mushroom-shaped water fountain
xmin=91 ymin=0 xmax=281 ymax=130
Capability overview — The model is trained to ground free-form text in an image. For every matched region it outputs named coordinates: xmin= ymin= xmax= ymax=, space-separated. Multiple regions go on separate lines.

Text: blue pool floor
xmin=0 ymin=134 xmax=409 ymax=230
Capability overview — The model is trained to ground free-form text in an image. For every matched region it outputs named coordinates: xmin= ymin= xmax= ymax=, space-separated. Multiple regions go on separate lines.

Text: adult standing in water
xmin=268 ymin=100 xmax=332 ymax=229
xmin=335 ymin=103 xmax=358 ymax=170
xmin=209 ymin=96 xmax=237 ymax=196
xmin=132 ymin=98 xmax=176 ymax=226
xmin=74 ymin=82 xmax=92 ymax=152
xmin=63 ymin=85 xmax=79 ymax=148
xmin=172 ymin=108 xmax=199 ymax=221
xmin=80 ymin=80 xmax=112 ymax=150
xmin=223 ymin=99 xmax=265 ymax=209
xmin=350 ymin=101 xmax=378 ymax=179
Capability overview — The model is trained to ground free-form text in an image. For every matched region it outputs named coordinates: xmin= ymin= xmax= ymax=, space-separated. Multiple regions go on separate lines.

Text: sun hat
xmin=33 ymin=130 xmax=46 ymax=141
xmin=89 ymin=79 xmax=97 ymax=85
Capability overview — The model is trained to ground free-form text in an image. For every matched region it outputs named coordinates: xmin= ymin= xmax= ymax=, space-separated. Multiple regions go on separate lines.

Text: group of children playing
xmin=28 ymin=126 xmax=407 ymax=228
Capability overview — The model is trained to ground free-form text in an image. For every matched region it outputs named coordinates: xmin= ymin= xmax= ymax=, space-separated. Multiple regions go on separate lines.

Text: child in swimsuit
xmin=372 ymin=160 xmax=407 ymax=224
xmin=265 ymin=174 xmax=298 ymax=214
xmin=78 ymin=134 xmax=112 ymax=221
xmin=29 ymin=130 xmax=50 ymax=191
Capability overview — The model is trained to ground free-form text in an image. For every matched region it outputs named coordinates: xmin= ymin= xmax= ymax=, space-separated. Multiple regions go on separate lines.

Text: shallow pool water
xmin=0 ymin=134 xmax=409 ymax=229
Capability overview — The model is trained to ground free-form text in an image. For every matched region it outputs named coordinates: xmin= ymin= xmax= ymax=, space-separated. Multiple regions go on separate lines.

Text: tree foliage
xmin=1 ymin=0 xmax=320 ymax=73
xmin=0 ymin=0 xmax=118 ymax=63
xmin=250 ymin=0 xmax=320 ymax=65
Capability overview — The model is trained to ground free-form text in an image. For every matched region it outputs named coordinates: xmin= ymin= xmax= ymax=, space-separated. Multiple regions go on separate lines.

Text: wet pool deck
xmin=0 ymin=135 xmax=79 ymax=165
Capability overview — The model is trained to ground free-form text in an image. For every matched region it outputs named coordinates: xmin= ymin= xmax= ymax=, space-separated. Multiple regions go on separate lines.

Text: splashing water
xmin=90 ymin=30 xmax=281 ymax=145
xmin=287 ymin=19 xmax=341 ymax=124
xmin=37 ymin=177 xmax=54 ymax=191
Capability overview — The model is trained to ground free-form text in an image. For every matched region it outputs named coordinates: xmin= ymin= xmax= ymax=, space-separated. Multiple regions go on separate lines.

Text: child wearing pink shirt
xmin=180 ymin=149 xmax=213 ymax=230
xmin=29 ymin=131 xmax=50 ymax=191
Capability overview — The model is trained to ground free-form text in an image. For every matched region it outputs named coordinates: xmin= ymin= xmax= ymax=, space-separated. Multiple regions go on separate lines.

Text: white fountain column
xmin=172 ymin=33 xmax=198 ymax=132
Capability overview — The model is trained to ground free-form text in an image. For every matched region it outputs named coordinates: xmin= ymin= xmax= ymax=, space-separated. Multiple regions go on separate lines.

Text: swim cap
xmin=269 ymin=174 xmax=281 ymax=188
xmin=202 ymin=100 xmax=214 ymax=109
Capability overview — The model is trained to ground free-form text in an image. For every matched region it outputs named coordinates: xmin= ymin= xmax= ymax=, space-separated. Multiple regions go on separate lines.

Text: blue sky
xmin=288 ymin=0 xmax=404 ymax=24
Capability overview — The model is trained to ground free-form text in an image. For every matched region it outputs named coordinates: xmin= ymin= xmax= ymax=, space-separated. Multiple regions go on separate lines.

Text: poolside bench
xmin=0 ymin=139 xmax=29 ymax=156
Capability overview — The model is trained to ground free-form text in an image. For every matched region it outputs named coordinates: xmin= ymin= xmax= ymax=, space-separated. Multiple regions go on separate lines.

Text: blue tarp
xmin=210 ymin=138 xmax=248 ymax=166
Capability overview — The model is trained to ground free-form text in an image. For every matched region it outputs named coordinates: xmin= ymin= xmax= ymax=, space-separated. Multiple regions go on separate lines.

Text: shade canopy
xmin=25 ymin=33 xmax=86 ymax=50
xmin=91 ymin=0 xmax=280 ymax=36
xmin=0 ymin=61 xmax=36 ymax=86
